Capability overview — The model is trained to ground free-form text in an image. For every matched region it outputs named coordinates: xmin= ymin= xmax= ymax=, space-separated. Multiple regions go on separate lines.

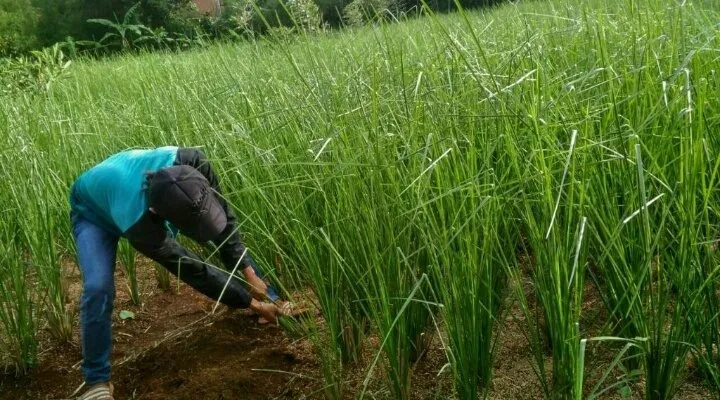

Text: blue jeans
xmin=73 ymin=213 xmax=118 ymax=385
xmin=72 ymin=214 xmax=279 ymax=385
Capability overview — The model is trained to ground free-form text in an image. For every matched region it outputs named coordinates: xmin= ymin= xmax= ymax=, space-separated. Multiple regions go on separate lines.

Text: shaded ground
xmin=0 ymin=262 xmax=318 ymax=400
xmin=0 ymin=258 xmax=715 ymax=399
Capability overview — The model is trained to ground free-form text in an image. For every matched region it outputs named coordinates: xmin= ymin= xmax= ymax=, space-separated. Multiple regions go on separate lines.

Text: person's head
xmin=147 ymin=165 xmax=227 ymax=242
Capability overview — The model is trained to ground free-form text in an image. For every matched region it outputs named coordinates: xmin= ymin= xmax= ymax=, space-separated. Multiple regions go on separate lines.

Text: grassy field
xmin=1 ymin=0 xmax=720 ymax=398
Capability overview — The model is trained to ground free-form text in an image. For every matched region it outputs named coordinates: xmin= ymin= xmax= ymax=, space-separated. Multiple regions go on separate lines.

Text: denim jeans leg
xmin=244 ymin=253 xmax=280 ymax=302
xmin=72 ymin=214 xmax=119 ymax=385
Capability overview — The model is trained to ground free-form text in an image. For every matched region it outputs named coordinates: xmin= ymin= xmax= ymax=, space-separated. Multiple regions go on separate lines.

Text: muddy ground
xmin=0 ymin=260 xmax=714 ymax=399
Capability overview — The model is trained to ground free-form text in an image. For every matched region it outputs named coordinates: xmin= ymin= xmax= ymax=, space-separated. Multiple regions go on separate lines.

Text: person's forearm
xmin=132 ymin=237 xmax=253 ymax=308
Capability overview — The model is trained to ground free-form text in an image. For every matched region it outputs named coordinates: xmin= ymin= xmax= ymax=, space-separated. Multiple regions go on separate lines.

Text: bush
xmin=134 ymin=0 xmax=202 ymax=36
xmin=195 ymin=0 xmax=256 ymax=36
xmin=0 ymin=44 xmax=72 ymax=96
xmin=29 ymin=0 xmax=202 ymax=52
xmin=314 ymin=0 xmax=352 ymax=26
xmin=81 ymin=1 xmax=202 ymax=44
xmin=202 ymin=0 xmax=320 ymax=37
xmin=0 ymin=0 xmax=40 ymax=57
xmin=343 ymin=0 xmax=394 ymax=26
xmin=1 ymin=0 xmax=510 ymax=59
xmin=287 ymin=0 xmax=323 ymax=32
xmin=31 ymin=0 xmax=85 ymax=47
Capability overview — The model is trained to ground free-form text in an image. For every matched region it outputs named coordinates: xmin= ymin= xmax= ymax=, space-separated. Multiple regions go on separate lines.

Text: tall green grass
xmin=0 ymin=232 xmax=37 ymax=373
xmin=118 ymin=239 xmax=140 ymax=305
xmin=0 ymin=0 xmax=719 ymax=399
xmin=515 ymin=128 xmax=589 ymax=399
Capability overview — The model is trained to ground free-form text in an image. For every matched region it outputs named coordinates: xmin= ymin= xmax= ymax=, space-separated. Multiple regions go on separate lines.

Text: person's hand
xmin=249 ymin=298 xmax=280 ymax=325
xmin=243 ymin=267 xmax=269 ymax=301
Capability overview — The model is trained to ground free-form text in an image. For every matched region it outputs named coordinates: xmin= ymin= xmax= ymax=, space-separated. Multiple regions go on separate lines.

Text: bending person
xmin=70 ymin=146 xmax=285 ymax=400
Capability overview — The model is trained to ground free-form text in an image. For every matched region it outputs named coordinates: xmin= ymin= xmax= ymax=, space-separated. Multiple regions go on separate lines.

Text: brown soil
xmin=0 ymin=257 xmax=715 ymax=400
xmin=0 ymin=260 xmax=319 ymax=400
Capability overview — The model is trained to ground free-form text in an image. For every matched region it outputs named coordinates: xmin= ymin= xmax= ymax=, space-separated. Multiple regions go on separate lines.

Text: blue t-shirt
xmin=70 ymin=146 xmax=179 ymax=236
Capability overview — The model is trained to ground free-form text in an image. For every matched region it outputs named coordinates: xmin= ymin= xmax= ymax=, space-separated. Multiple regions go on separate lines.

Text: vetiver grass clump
xmin=1 ymin=0 xmax=719 ymax=398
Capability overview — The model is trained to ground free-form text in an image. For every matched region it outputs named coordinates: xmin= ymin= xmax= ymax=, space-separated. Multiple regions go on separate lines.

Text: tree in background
xmin=31 ymin=0 xmax=84 ymax=47
xmin=314 ymin=0 xmax=352 ymax=26
xmin=128 ymin=0 xmax=200 ymax=36
xmin=26 ymin=0 xmax=200 ymax=51
xmin=77 ymin=0 xmax=201 ymax=45
xmin=2 ymin=0 xmax=510 ymax=57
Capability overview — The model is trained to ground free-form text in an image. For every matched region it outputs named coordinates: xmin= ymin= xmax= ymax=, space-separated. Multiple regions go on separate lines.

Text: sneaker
xmin=77 ymin=382 xmax=114 ymax=400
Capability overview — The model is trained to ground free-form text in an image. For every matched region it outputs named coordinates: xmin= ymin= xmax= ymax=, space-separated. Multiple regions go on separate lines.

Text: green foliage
xmin=31 ymin=0 xmax=84 ymax=47
xmin=2 ymin=0 xmax=511 ymax=58
xmin=123 ymin=0 xmax=203 ymax=39
xmin=19 ymin=161 xmax=74 ymax=342
xmin=286 ymin=0 xmax=324 ymax=32
xmin=0 ymin=235 xmax=38 ymax=374
xmin=138 ymin=0 xmax=199 ymax=29
xmin=82 ymin=2 xmax=209 ymax=52
xmin=1 ymin=1 xmax=719 ymax=399
xmin=314 ymin=0 xmax=352 ymax=26
xmin=0 ymin=44 xmax=72 ymax=96
xmin=0 ymin=0 xmax=40 ymax=56
xmin=88 ymin=3 xmax=151 ymax=50
xmin=118 ymin=239 xmax=140 ymax=305
xmin=343 ymin=0 xmax=396 ymax=26
xmin=154 ymin=264 xmax=171 ymax=290
xmin=198 ymin=0 xmax=256 ymax=35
